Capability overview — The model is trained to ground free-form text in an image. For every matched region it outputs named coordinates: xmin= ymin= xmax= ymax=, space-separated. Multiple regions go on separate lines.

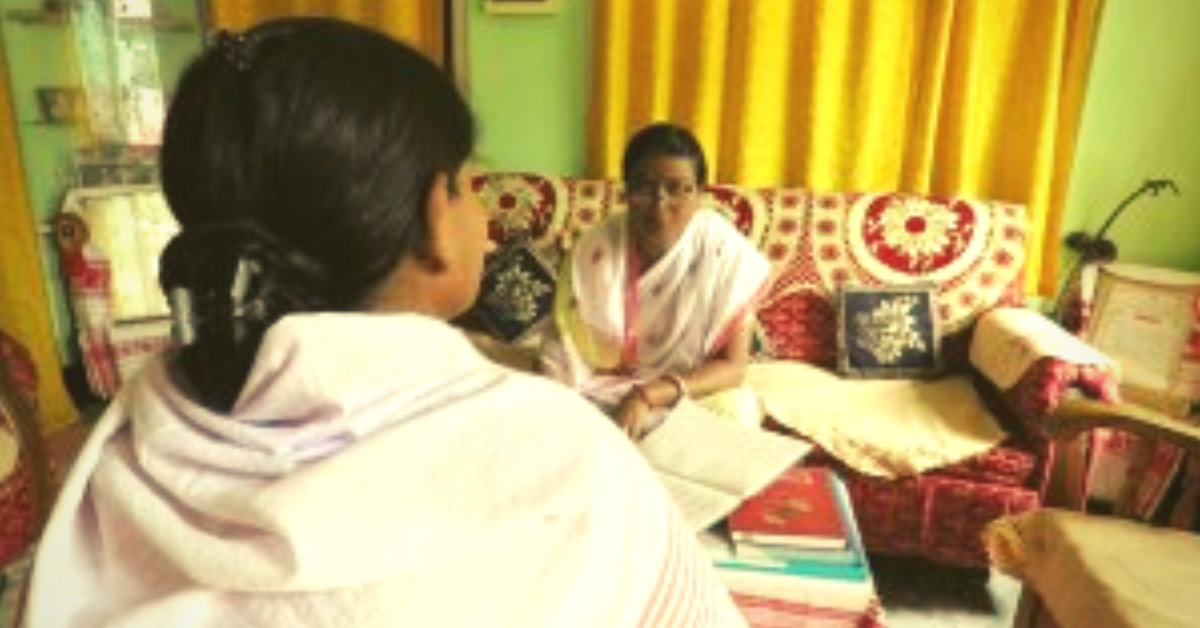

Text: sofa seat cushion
xmin=748 ymin=361 xmax=1008 ymax=479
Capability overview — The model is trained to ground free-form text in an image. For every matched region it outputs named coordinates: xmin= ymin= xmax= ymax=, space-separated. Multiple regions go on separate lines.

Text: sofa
xmin=463 ymin=172 xmax=1120 ymax=569
xmin=55 ymin=172 xmax=1121 ymax=569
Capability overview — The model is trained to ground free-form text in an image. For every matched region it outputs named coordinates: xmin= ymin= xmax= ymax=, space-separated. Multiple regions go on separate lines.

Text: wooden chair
xmin=985 ymin=397 xmax=1200 ymax=628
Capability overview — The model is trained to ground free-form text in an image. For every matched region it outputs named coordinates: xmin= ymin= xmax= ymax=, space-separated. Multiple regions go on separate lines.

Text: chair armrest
xmin=969 ymin=307 xmax=1120 ymax=421
xmin=1046 ymin=397 xmax=1200 ymax=457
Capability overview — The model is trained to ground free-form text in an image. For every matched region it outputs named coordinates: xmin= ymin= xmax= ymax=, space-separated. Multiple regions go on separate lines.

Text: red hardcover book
xmin=728 ymin=466 xmax=848 ymax=550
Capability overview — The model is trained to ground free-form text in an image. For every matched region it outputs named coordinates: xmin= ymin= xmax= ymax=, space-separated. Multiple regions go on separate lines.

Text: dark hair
xmin=621 ymin=122 xmax=708 ymax=186
xmin=159 ymin=18 xmax=476 ymax=411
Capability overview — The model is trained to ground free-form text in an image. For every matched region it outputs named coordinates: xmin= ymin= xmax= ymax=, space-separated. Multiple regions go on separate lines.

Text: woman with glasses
xmin=543 ymin=123 xmax=771 ymax=439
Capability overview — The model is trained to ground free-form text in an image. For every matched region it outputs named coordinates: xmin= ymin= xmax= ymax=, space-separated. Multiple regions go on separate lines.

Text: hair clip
xmin=230 ymin=259 xmax=268 ymax=323
xmin=169 ymin=287 xmax=197 ymax=346
xmin=214 ymin=30 xmax=252 ymax=72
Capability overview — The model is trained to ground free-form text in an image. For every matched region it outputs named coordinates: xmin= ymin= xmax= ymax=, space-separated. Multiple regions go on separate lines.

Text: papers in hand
xmin=637 ymin=399 xmax=811 ymax=532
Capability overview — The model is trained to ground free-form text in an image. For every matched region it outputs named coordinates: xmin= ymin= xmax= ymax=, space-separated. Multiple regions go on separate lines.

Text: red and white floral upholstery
xmin=473 ymin=171 xmax=1120 ymax=568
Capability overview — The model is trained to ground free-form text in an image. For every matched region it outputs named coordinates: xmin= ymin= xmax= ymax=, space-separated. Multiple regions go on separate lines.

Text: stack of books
xmin=699 ymin=467 xmax=885 ymax=628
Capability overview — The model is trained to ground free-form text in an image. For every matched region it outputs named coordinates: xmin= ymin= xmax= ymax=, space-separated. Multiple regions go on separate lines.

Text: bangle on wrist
xmin=665 ymin=374 xmax=689 ymax=406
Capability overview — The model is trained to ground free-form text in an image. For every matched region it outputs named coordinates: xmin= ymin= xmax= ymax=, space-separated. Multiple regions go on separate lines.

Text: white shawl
xmin=25 ymin=314 xmax=744 ymax=628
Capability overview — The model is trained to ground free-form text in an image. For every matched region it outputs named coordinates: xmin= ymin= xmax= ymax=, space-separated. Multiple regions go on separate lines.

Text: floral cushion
xmin=469 ymin=242 xmax=557 ymax=343
xmin=837 ymin=284 xmax=941 ymax=378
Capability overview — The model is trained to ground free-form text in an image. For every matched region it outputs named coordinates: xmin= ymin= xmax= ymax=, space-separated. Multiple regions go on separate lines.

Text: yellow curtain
xmin=0 ymin=46 xmax=78 ymax=432
xmin=589 ymin=0 xmax=1104 ymax=296
xmin=207 ymin=0 xmax=445 ymax=65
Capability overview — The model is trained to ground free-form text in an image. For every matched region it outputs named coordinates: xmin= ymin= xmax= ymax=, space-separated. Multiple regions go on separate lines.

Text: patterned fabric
xmin=838 ymin=467 xmax=1044 ymax=567
xmin=0 ymin=330 xmax=39 ymax=568
xmin=785 ymin=192 xmax=1028 ymax=360
xmin=471 ymin=242 xmax=557 ymax=343
xmin=0 ymin=455 xmax=35 ymax=568
xmin=1005 ymin=359 xmax=1120 ymax=428
xmin=837 ymin=284 xmax=940 ymax=378
xmin=969 ymin=307 xmax=1116 ymax=390
xmin=932 ymin=435 xmax=1041 ymax=486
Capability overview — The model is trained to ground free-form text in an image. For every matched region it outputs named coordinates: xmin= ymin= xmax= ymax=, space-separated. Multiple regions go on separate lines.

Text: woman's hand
xmin=615 ymin=390 xmax=652 ymax=439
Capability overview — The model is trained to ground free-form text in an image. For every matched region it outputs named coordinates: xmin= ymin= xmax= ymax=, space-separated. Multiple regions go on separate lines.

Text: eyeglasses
xmin=625 ymin=179 xmax=698 ymax=201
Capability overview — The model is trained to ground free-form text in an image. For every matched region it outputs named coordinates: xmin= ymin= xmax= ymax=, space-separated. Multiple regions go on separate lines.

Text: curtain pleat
xmin=207 ymin=0 xmax=445 ymax=65
xmin=589 ymin=0 xmax=1103 ymax=295
xmin=0 ymin=47 xmax=78 ymax=432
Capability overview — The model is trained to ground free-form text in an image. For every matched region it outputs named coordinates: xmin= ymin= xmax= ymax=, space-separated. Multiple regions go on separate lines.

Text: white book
xmin=637 ymin=399 xmax=811 ymax=532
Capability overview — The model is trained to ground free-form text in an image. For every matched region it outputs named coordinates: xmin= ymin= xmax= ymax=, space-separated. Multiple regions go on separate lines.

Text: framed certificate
xmin=1084 ymin=263 xmax=1200 ymax=415
xmin=1081 ymin=263 xmax=1200 ymax=518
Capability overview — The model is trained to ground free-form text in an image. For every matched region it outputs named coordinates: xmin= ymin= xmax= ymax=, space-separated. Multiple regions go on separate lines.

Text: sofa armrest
xmin=969 ymin=307 xmax=1120 ymax=425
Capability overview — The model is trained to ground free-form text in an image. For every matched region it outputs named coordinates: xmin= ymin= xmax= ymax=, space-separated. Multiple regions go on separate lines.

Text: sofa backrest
xmin=472 ymin=172 xmax=1029 ymax=367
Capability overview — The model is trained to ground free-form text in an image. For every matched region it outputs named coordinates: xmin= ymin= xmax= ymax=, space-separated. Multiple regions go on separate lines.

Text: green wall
xmin=1062 ymin=0 xmax=1200 ymax=273
xmin=466 ymin=0 xmax=589 ymax=175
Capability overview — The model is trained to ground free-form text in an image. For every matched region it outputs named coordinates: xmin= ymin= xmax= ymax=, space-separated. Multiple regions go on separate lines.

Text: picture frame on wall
xmin=483 ymin=0 xmax=559 ymax=15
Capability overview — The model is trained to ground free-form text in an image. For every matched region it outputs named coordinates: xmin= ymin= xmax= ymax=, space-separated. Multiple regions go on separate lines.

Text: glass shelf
xmin=4 ymin=8 xmax=197 ymax=33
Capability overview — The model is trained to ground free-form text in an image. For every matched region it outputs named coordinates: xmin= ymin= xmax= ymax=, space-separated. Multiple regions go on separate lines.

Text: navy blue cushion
xmin=472 ymin=244 xmax=556 ymax=343
xmin=837 ymin=284 xmax=941 ymax=378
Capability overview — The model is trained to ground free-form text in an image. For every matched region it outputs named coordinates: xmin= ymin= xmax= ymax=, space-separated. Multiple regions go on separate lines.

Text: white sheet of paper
xmin=638 ymin=399 xmax=811 ymax=532
xmin=655 ymin=473 xmax=743 ymax=533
